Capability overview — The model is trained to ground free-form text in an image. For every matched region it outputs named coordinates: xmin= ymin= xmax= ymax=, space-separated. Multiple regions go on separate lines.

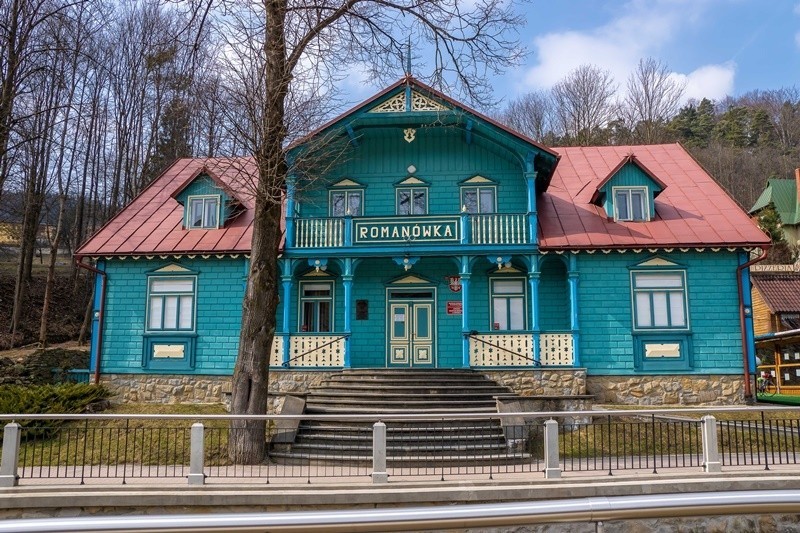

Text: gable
xmin=174 ymin=175 xmax=241 ymax=229
xmin=591 ymin=158 xmax=665 ymax=221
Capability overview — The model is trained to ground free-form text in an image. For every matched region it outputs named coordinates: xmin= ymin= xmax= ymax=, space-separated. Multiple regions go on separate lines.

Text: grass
xmin=757 ymin=393 xmax=800 ymax=406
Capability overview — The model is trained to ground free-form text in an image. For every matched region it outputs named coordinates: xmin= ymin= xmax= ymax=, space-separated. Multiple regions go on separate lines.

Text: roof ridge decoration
xmin=370 ymin=90 xmax=448 ymax=113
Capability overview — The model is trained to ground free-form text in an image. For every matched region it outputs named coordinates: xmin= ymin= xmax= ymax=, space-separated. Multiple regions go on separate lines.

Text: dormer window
xmin=614 ymin=187 xmax=648 ymax=222
xmin=188 ymin=195 xmax=220 ymax=229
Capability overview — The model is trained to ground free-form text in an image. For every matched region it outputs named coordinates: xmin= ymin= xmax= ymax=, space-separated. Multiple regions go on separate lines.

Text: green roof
xmin=750 ymin=178 xmax=799 ymax=225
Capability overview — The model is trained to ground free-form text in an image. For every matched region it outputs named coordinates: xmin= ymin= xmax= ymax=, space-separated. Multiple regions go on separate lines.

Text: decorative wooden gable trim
xmin=635 ymin=257 xmax=679 ymax=267
xmin=330 ymin=178 xmax=364 ymax=188
xmin=148 ymin=263 xmax=197 ymax=274
xmin=395 ymin=176 xmax=429 ymax=186
xmin=370 ymin=90 xmax=448 ymax=113
xmin=459 ymin=175 xmax=496 ymax=185
xmin=386 ymin=273 xmax=439 ymax=285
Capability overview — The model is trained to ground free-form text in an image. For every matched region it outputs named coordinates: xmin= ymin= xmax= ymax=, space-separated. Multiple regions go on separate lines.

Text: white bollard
xmin=188 ymin=423 xmax=206 ymax=485
xmin=701 ymin=415 xmax=721 ymax=473
xmin=544 ymin=419 xmax=561 ymax=479
xmin=372 ymin=421 xmax=388 ymax=483
xmin=0 ymin=423 xmax=21 ymax=487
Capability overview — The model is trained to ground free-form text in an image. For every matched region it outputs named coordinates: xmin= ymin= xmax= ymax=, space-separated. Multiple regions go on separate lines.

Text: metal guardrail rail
xmin=0 ymin=490 xmax=799 ymax=532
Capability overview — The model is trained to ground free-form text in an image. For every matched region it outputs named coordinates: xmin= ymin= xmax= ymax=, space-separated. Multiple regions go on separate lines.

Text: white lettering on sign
xmin=353 ymin=217 xmax=459 ymax=244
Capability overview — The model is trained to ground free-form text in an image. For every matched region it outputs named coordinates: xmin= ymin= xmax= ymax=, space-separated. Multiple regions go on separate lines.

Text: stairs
xmin=270 ymin=369 xmax=535 ymax=467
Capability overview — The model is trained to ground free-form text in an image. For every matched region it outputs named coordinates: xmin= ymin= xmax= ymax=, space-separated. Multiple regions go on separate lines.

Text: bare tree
xmin=498 ymin=90 xmax=558 ymax=142
xmin=622 ymin=57 xmax=685 ymax=144
xmin=551 ymin=64 xmax=618 ymax=146
xmin=184 ymin=0 xmax=527 ymax=463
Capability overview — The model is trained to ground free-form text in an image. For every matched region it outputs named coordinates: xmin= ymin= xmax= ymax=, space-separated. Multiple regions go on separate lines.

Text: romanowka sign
xmin=354 ymin=217 xmax=460 ymax=244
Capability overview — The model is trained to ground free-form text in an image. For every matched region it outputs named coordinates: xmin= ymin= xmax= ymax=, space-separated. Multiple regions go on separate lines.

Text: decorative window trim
xmin=145 ymin=275 xmax=197 ymax=333
xmin=489 ymin=277 xmax=527 ymax=332
xmin=186 ymin=195 xmax=221 ymax=229
xmin=612 ymin=186 xmax=649 ymax=222
xmin=142 ymin=335 xmax=197 ymax=371
xmin=460 ymin=184 xmax=497 ymax=214
xmin=298 ymin=279 xmax=334 ymax=333
xmin=630 ymin=269 xmax=690 ymax=332
xmin=329 ymin=189 xmax=364 ymax=217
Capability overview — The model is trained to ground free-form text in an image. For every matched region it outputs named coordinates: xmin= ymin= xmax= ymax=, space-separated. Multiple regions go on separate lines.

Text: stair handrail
xmin=283 ymin=334 xmax=349 ymax=367
xmin=466 ymin=331 xmax=541 ymax=367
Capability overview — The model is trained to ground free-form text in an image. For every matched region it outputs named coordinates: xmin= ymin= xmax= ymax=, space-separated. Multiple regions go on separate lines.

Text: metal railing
xmin=1 ymin=408 xmax=799 ymax=487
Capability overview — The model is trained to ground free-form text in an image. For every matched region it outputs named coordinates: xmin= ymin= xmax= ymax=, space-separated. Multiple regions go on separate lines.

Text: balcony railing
xmin=290 ymin=213 xmax=532 ymax=249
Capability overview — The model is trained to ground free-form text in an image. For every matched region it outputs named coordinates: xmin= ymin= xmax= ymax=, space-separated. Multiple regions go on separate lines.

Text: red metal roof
xmin=76 ymin=158 xmax=261 ymax=257
xmin=539 ymin=144 xmax=771 ymax=250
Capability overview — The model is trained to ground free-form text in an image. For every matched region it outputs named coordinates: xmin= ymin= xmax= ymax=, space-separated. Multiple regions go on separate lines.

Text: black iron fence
xmin=1 ymin=408 xmax=799 ymax=486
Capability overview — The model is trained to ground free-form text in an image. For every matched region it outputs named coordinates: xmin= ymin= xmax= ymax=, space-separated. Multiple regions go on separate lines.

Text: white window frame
xmin=460 ymin=185 xmax=497 ymax=214
xmin=612 ymin=186 xmax=649 ymax=222
xmin=630 ymin=270 xmax=689 ymax=331
xmin=187 ymin=195 xmax=221 ymax=229
xmin=396 ymin=187 xmax=428 ymax=215
xmin=489 ymin=277 xmax=527 ymax=331
xmin=298 ymin=280 xmax=334 ymax=333
xmin=329 ymin=189 xmax=363 ymax=217
xmin=145 ymin=276 xmax=197 ymax=332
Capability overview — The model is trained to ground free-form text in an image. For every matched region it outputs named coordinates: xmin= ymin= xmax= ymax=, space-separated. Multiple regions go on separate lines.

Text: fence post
xmin=701 ymin=415 xmax=721 ymax=473
xmin=0 ymin=423 xmax=21 ymax=487
xmin=544 ymin=419 xmax=561 ymax=479
xmin=372 ymin=421 xmax=388 ymax=483
xmin=188 ymin=423 xmax=206 ymax=485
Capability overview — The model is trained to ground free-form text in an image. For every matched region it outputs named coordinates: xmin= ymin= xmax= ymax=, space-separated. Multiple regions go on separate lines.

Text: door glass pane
xmin=149 ymin=297 xmax=163 ymax=329
xmin=652 ymin=292 xmax=669 ymax=326
xmin=462 ymin=189 xmax=477 ymax=213
xmin=509 ymin=297 xmax=524 ymax=330
xmin=669 ymin=292 xmax=685 ymax=326
xmin=635 ymin=293 xmax=651 ymax=327
xmin=302 ymin=302 xmax=315 ymax=331
xmin=479 ymin=188 xmax=495 ymax=213
xmin=164 ymin=296 xmax=178 ymax=329
xmin=393 ymin=307 xmax=406 ymax=337
xmin=331 ymin=192 xmax=345 ymax=216
xmin=412 ymin=190 xmax=426 ymax=214
xmin=630 ymin=190 xmax=645 ymax=220
xmin=615 ymin=191 xmax=629 ymax=220
xmin=415 ymin=306 xmax=429 ymax=338
xmin=318 ymin=301 xmax=331 ymax=332
xmin=204 ymin=198 xmax=218 ymax=227
xmin=493 ymin=299 xmax=508 ymax=330
xmin=397 ymin=190 xmax=410 ymax=215
xmin=179 ymin=296 xmax=193 ymax=329
xmin=493 ymin=280 xmax=523 ymax=294
xmin=347 ymin=192 xmax=361 ymax=216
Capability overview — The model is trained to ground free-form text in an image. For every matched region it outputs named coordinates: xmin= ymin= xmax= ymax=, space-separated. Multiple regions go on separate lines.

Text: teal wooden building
xmin=76 ymin=78 xmax=771 ymax=404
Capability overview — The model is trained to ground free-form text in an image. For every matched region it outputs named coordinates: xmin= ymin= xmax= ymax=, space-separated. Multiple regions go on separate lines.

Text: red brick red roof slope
xmin=751 ymin=274 xmax=800 ymax=313
xmin=76 ymin=158 xmax=262 ymax=257
xmin=539 ymin=144 xmax=771 ymax=250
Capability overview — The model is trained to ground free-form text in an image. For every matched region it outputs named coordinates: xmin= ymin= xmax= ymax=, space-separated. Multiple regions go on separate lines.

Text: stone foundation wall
xmin=101 ymin=370 xmax=338 ymax=412
xmin=586 ymin=375 xmax=745 ymax=405
xmin=482 ymin=369 xmax=587 ymax=396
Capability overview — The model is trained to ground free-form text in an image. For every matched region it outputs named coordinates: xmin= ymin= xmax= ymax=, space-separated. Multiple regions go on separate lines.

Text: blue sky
xmin=341 ymin=0 xmax=800 ymax=107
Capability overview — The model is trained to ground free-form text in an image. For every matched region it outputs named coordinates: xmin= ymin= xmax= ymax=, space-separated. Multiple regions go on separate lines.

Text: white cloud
xmin=794 ymin=2 xmax=800 ymax=16
xmin=519 ymin=0 xmax=732 ymax=102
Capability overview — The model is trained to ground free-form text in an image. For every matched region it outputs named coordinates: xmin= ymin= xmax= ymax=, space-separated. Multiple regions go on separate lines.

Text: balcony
xmin=291 ymin=213 xmax=532 ymax=249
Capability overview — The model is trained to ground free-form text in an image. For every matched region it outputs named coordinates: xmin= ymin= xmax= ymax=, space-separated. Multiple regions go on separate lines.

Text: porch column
xmin=527 ymin=255 xmax=540 ymax=365
xmin=568 ymin=254 xmax=581 ymax=367
xmin=524 ymin=154 xmax=538 ymax=245
xmin=285 ymin=175 xmax=296 ymax=248
xmin=280 ymin=260 xmax=293 ymax=367
xmin=459 ymin=256 xmax=473 ymax=369
xmin=342 ymin=258 xmax=354 ymax=368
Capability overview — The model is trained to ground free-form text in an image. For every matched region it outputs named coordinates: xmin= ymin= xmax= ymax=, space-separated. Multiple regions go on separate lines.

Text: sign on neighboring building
xmin=446 ymin=301 xmax=462 ymax=315
xmin=751 ymin=264 xmax=800 ymax=272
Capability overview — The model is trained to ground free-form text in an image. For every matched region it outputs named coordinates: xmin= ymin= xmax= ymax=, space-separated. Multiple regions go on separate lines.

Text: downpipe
xmin=737 ymin=247 xmax=769 ymax=403
xmin=75 ymin=258 xmax=106 ymax=385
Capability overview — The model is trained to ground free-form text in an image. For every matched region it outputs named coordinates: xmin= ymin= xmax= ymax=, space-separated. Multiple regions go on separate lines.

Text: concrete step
xmin=312 ymin=384 xmax=514 ymax=395
xmin=304 ymin=404 xmax=498 ymax=414
xmin=268 ymin=451 xmax=534 ymax=467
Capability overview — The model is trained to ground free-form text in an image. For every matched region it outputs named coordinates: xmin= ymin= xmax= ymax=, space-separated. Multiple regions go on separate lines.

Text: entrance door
xmin=388 ymin=290 xmax=435 ymax=367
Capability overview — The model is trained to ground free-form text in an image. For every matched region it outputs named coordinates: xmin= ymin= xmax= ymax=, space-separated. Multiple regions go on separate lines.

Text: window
xmin=330 ymin=190 xmax=362 ymax=216
xmin=461 ymin=186 xmax=496 ymax=214
xmin=397 ymin=188 xmax=427 ymax=215
xmin=147 ymin=277 xmax=196 ymax=331
xmin=631 ymin=271 xmax=688 ymax=330
xmin=490 ymin=278 xmax=525 ymax=331
xmin=299 ymin=281 xmax=333 ymax=332
xmin=614 ymin=187 xmax=648 ymax=221
xmin=188 ymin=196 xmax=220 ymax=229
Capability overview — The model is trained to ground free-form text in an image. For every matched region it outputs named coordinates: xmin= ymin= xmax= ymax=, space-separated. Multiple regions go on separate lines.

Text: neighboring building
xmin=76 ymin=78 xmax=770 ymax=406
xmin=751 ymin=267 xmax=800 ymax=394
xmin=749 ymin=169 xmax=800 ymax=247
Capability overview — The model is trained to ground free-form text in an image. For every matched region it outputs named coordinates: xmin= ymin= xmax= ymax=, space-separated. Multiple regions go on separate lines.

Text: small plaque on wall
xmin=446 ymin=301 xmax=462 ymax=315
xmin=356 ymin=299 xmax=369 ymax=320
xmin=153 ymin=344 xmax=185 ymax=359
